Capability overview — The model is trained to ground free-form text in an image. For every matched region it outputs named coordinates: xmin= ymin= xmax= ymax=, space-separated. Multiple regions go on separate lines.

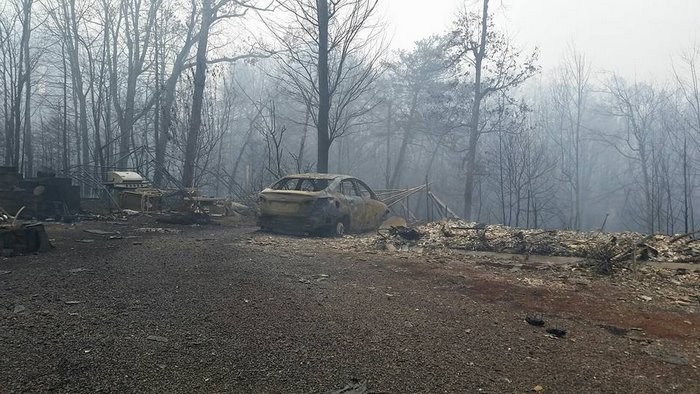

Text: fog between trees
xmin=1 ymin=0 xmax=699 ymax=234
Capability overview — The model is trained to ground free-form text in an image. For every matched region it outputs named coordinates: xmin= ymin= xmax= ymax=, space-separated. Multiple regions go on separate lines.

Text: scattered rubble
xmin=135 ymin=227 xmax=182 ymax=234
xmin=376 ymin=220 xmax=700 ymax=265
xmin=156 ymin=211 xmax=211 ymax=225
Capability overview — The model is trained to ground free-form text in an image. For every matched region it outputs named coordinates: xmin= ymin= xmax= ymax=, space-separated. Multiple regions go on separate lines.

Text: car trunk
xmin=259 ymin=191 xmax=321 ymax=217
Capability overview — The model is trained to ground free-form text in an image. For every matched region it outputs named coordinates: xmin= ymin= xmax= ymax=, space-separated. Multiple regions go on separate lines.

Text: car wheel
xmin=334 ymin=220 xmax=345 ymax=237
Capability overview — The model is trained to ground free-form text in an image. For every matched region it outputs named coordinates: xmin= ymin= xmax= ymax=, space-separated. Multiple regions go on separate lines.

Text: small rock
xmin=146 ymin=335 xmax=169 ymax=343
xmin=639 ymin=295 xmax=652 ymax=302
xmin=526 ymin=315 xmax=545 ymax=327
xmin=533 ymin=385 xmax=544 ymax=392
xmin=13 ymin=305 xmax=26 ymax=314
xmin=546 ymin=328 xmax=567 ymax=338
xmin=384 ymin=243 xmax=397 ymax=252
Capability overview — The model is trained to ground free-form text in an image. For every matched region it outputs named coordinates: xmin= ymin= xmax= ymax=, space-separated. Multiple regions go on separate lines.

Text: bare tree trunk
xmin=683 ymin=137 xmax=690 ymax=233
xmin=153 ymin=6 xmax=198 ymax=187
xmin=296 ymin=104 xmax=310 ymax=172
xmin=21 ymin=0 xmax=33 ymax=176
xmin=316 ymin=0 xmax=330 ymax=173
xmin=463 ymin=0 xmax=489 ymax=220
xmin=65 ymin=0 xmax=90 ymax=192
xmin=384 ymin=100 xmax=392 ymax=188
xmin=389 ymin=92 xmax=418 ymax=188
xmin=2 ymin=46 xmax=10 ymax=165
xmin=12 ymin=30 xmax=24 ymax=168
xmin=112 ymin=0 xmax=158 ymax=169
xmin=61 ymin=43 xmax=68 ymax=174
xmin=182 ymin=0 xmax=212 ymax=188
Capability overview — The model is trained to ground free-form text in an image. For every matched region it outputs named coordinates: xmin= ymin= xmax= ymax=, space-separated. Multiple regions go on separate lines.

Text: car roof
xmin=283 ymin=173 xmax=353 ymax=181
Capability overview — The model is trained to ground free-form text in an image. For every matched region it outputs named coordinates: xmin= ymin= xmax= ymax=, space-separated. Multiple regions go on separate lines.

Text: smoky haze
xmin=386 ymin=0 xmax=700 ymax=80
xmin=1 ymin=0 xmax=699 ymax=234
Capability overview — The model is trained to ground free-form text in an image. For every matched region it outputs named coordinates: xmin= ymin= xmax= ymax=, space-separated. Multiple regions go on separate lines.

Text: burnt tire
xmin=334 ymin=220 xmax=345 ymax=237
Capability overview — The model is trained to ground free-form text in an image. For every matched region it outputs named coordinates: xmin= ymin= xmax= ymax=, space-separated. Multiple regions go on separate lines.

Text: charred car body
xmin=257 ymin=174 xmax=388 ymax=236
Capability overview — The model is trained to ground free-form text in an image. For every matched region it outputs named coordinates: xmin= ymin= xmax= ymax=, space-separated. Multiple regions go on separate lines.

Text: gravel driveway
xmin=1 ymin=221 xmax=698 ymax=393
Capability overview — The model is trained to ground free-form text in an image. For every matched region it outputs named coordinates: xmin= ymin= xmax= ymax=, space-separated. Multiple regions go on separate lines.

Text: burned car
xmin=257 ymin=173 xmax=389 ymax=236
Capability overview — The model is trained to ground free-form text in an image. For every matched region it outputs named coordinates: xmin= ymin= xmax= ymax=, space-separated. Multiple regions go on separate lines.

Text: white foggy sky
xmin=383 ymin=0 xmax=700 ymax=80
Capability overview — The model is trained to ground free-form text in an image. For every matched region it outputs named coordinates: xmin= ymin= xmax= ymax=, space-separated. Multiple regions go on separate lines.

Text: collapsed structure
xmin=0 ymin=167 xmax=80 ymax=219
xmin=104 ymin=171 xmax=249 ymax=218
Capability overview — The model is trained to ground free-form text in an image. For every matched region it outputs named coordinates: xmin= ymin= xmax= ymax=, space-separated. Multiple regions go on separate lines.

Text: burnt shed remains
xmin=0 ymin=167 xmax=80 ymax=219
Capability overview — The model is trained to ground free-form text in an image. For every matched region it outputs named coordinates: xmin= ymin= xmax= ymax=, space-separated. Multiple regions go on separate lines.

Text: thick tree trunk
xmin=153 ymin=8 xmax=198 ymax=187
xmin=316 ymin=0 xmax=330 ymax=173
xmin=182 ymin=0 xmax=212 ymax=188
xmin=66 ymin=0 xmax=89 ymax=192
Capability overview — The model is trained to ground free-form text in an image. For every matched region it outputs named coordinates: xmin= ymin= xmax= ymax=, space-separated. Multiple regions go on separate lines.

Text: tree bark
xmin=296 ymin=104 xmax=310 ymax=172
xmin=21 ymin=0 xmax=33 ymax=176
xmin=463 ymin=0 xmax=489 ymax=220
xmin=316 ymin=0 xmax=330 ymax=173
xmin=61 ymin=43 xmax=69 ymax=174
xmin=153 ymin=7 xmax=199 ymax=187
xmin=182 ymin=0 xmax=212 ymax=188
xmin=389 ymin=91 xmax=418 ymax=188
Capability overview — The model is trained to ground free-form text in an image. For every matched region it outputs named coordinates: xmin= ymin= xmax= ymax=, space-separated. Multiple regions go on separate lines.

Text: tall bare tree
xmin=269 ymin=0 xmax=383 ymax=173
xmin=447 ymin=0 xmax=538 ymax=219
xmin=550 ymin=48 xmax=591 ymax=229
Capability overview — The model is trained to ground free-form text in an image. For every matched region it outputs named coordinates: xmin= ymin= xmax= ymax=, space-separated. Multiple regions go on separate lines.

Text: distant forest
xmin=1 ymin=0 xmax=699 ymax=233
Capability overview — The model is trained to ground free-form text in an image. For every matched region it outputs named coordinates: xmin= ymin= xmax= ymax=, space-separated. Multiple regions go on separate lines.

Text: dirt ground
xmin=0 ymin=218 xmax=699 ymax=393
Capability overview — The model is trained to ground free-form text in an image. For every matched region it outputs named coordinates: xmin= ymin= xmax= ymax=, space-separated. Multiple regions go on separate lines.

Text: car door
xmin=339 ymin=179 xmax=363 ymax=231
xmin=353 ymin=179 xmax=388 ymax=230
